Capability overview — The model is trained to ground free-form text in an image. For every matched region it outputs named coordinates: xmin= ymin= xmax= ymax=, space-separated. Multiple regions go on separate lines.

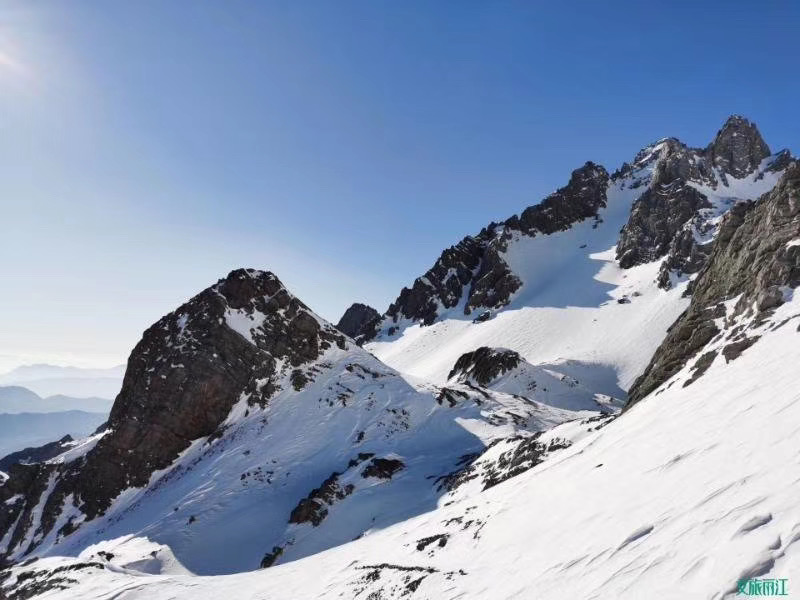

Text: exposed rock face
xmin=0 ymin=269 xmax=348 ymax=561
xmin=505 ymin=161 xmax=609 ymax=237
xmin=465 ymin=161 xmax=609 ymax=314
xmin=617 ymin=116 xmax=787 ymax=289
xmin=289 ymin=472 xmax=353 ymax=527
xmin=75 ymin=269 xmax=346 ymax=519
xmin=447 ymin=348 xmax=522 ymax=386
xmin=384 ymin=227 xmax=498 ymax=327
xmin=628 ymin=160 xmax=800 ymax=406
xmin=616 ymin=138 xmax=713 ymax=270
xmin=434 ymin=424 xmax=603 ymax=496
xmin=373 ymin=162 xmax=609 ymax=335
xmin=0 ymin=436 xmax=74 ymax=473
xmin=706 ymin=115 xmax=771 ymax=180
xmin=335 ymin=303 xmax=380 ymax=340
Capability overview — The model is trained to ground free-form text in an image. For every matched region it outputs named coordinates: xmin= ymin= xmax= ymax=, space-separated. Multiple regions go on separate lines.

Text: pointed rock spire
xmin=707 ymin=115 xmax=771 ymax=178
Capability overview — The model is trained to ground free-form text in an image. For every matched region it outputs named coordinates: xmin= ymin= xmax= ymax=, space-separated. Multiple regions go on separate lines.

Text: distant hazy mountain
xmin=0 ymin=386 xmax=113 ymax=414
xmin=0 ymin=411 xmax=106 ymax=459
xmin=0 ymin=364 xmax=124 ymax=399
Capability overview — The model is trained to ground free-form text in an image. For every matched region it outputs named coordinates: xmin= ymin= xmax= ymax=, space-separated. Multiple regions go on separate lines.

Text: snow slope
xmin=6 ymin=263 xmax=799 ymax=600
xmin=367 ymin=161 xmax=691 ymax=389
xmin=366 ymin=146 xmax=789 ymax=393
xmin=0 ymin=337 xmax=596 ymax=576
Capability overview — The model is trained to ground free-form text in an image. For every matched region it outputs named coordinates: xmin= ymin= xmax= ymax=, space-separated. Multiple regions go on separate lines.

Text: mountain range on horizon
xmin=1 ymin=114 xmax=799 ymax=600
xmin=0 ymin=364 xmax=124 ymax=401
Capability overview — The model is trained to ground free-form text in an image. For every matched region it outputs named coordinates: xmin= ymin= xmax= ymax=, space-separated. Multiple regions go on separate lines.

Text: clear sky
xmin=1 ymin=1 xmax=799 ymax=371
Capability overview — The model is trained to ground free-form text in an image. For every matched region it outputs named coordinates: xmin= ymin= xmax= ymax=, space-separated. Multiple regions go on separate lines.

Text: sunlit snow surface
xmin=7 ymin=284 xmax=800 ymax=599
xmin=2 ymin=340 xmax=599 ymax=576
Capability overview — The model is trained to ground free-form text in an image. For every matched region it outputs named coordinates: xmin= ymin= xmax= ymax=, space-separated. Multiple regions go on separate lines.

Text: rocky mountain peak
xmin=214 ymin=268 xmax=285 ymax=308
xmin=0 ymin=268 xmax=350 ymax=559
xmin=96 ymin=267 xmax=348 ymax=506
xmin=707 ymin=114 xmax=771 ymax=179
xmin=617 ymin=116 xmax=790 ymax=286
xmin=336 ymin=303 xmax=380 ymax=340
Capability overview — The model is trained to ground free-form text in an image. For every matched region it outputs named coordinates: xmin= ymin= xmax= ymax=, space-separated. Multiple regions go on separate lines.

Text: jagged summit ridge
xmin=366 ymin=116 xmax=792 ymax=344
xmin=617 ymin=116 xmax=790 ymax=287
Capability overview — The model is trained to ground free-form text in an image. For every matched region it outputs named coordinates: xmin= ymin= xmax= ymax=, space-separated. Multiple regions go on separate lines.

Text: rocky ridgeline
xmin=348 ymin=161 xmax=609 ymax=337
xmin=447 ymin=347 xmax=523 ymax=386
xmin=0 ymin=269 xmax=348 ymax=563
xmin=344 ymin=116 xmax=792 ymax=341
xmin=628 ymin=159 xmax=800 ymax=406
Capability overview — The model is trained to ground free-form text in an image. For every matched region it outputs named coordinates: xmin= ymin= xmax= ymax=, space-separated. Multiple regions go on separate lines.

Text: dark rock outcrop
xmin=287 ymin=452 xmax=378 ymax=529
xmin=336 ymin=303 xmax=380 ymax=340
xmin=0 ymin=269 xmax=348 ymax=562
xmin=505 ymin=161 xmax=609 ymax=237
xmin=628 ymin=160 xmax=800 ymax=406
xmin=260 ymin=546 xmax=283 ymax=569
xmin=361 ymin=457 xmax=404 ymax=480
xmin=435 ymin=429 xmax=584 ymax=494
xmin=466 ymin=162 xmax=610 ymax=314
xmin=616 ymin=138 xmax=715 ymax=271
xmin=447 ymin=347 xmax=522 ymax=386
xmin=384 ymin=227 xmax=498 ymax=327
xmin=289 ymin=472 xmax=353 ymax=527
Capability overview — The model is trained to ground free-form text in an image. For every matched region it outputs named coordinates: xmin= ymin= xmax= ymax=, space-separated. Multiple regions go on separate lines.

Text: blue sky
xmin=1 ymin=1 xmax=799 ymax=370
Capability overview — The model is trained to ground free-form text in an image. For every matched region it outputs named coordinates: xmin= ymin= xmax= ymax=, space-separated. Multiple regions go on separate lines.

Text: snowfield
xmin=0 ymin=339 xmax=601 ymax=576
xmin=367 ymin=165 xmax=691 ymax=390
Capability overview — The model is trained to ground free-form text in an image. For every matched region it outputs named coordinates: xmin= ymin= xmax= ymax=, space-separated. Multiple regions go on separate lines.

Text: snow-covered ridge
xmin=366 ymin=117 xmax=792 ymax=393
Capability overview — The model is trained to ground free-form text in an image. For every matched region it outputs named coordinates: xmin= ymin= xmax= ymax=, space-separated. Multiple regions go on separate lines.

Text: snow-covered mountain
xmin=1 ymin=116 xmax=798 ymax=600
xmin=0 ymin=269 xmax=602 ymax=577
